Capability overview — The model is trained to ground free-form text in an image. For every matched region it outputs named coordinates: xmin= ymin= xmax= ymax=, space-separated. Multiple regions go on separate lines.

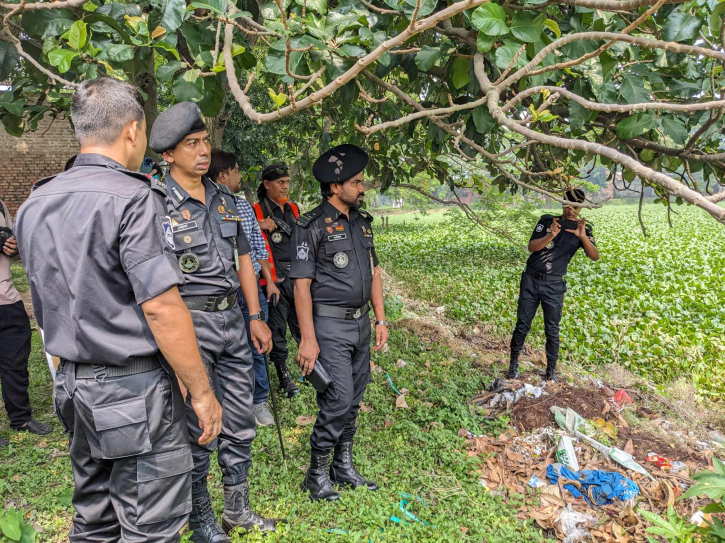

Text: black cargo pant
xmin=310 ymin=314 xmax=371 ymax=454
xmin=54 ymin=360 xmax=192 ymax=542
xmin=509 ymin=272 xmax=567 ymax=367
xmin=0 ymin=300 xmax=32 ymax=429
xmin=186 ymin=304 xmax=255 ymax=486
xmin=265 ymin=269 xmax=301 ymax=371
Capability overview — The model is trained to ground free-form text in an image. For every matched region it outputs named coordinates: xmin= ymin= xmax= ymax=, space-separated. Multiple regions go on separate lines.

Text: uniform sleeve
xmin=288 ymin=223 xmax=318 ymax=279
xmin=236 ymin=198 xmax=268 ymax=262
xmin=583 ymin=224 xmax=596 ymax=247
xmin=372 ymin=246 xmax=379 ymax=267
xmin=119 ymin=189 xmax=184 ymax=304
xmin=236 ymin=222 xmax=251 ymax=256
xmin=529 ymin=216 xmax=552 ymax=241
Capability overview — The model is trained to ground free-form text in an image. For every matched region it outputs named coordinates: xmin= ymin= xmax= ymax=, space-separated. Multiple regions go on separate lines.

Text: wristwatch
xmin=249 ymin=311 xmax=266 ymax=322
xmin=375 ymin=320 xmax=388 ymax=326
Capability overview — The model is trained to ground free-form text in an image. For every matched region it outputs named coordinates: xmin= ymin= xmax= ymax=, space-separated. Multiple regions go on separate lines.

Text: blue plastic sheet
xmin=546 ymin=463 xmax=639 ymax=506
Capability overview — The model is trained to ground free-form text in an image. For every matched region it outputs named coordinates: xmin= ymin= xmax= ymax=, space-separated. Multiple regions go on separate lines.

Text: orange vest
xmin=253 ymin=200 xmax=300 ymax=285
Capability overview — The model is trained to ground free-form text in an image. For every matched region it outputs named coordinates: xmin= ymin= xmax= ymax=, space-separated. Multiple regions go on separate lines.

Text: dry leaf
xmin=459 ymin=527 xmax=469 ymax=536
xmin=151 ymin=26 xmax=167 ymax=39
xmin=395 ymin=359 xmax=407 ymax=368
xmin=384 ymin=419 xmax=393 ymax=427
xmin=624 ymin=439 xmax=634 ymax=455
xmin=601 ymin=402 xmax=611 ymax=415
xmin=360 ymin=402 xmax=372 ymax=413
xmin=425 ymin=361 xmax=431 ymax=369
xmin=395 ymin=395 xmax=409 ymax=408
xmin=458 ymin=428 xmax=469 ymax=438
xmin=296 ymin=415 xmax=315 ymax=426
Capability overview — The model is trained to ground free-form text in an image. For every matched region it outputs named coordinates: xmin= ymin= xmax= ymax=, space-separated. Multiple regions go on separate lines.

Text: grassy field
xmin=374 ymin=203 xmax=725 ymax=396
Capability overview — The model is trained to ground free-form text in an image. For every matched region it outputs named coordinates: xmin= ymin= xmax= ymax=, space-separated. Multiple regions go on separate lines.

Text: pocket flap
xmin=93 ymin=397 xmax=147 ymax=431
xmin=324 ymin=239 xmax=353 ymax=254
xmin=137 ymin=447 xmax=193 ymax=482
xmin=173 ymin=229 xmax=206 ymax=250
xmin=219 ymin=221 xmax=238 ymax=238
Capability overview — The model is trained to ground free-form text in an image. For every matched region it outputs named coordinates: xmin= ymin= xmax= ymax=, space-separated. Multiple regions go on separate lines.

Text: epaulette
xmin=32 ymin=175 xmax=57 ymax=191
xmin=150 ymin=177 xmax=167 ymax=196
xmin=540 ymin=214 xmax=554 ymax=220
xmin=214 ymin=180 xmax=235 ymax=197
xmin=296 ymin=205 xmax=325 ymax=228
xmin=359 ymin=209 xmax=374 ymax=222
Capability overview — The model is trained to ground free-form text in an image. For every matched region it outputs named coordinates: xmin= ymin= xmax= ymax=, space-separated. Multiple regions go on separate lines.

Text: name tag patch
xmin=172 ymin=221 xmax=198 ymax=233
xmin=327 ymin=234 xmax=347 ymax=242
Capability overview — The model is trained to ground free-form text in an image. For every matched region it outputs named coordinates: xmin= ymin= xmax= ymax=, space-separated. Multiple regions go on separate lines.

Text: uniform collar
xmin=322 ymin=199 xmax=358 ymax=223
xmin=165 ymin=174 xmax=217 ymax=209
xmin=265 ymin=196 xmax=291 ymax=213
xmin=73 ymin=153 xmax=129 ymax=171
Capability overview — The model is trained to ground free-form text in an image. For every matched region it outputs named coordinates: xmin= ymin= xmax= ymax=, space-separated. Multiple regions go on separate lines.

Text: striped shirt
xmin=235 ymin=196 xmax=268 ymax=274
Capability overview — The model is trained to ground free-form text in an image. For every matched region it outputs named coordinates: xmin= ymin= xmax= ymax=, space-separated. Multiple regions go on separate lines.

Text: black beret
xmin=312 ymin=144 xmax=368 ymax=184
xmin=149 ymin=102 xmax=207 ymax=153
xmin=565 ymin=189 xmax=586 ymax=203
xmin=262 ymin=162 xmax=289 ymax=181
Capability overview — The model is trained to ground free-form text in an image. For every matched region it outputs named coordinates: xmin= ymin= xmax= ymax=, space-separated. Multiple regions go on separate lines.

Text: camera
xmin=140 ymin=157 xmax=155 ymax=175
xmin=0 ymin=227 xmax=13 ymax=254
xmin=558 ymin=219 xmax=580 ymax=232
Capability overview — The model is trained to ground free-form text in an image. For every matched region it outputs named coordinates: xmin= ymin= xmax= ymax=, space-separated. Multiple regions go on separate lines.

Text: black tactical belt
xmin=183 ymin=291 xmax=238 ymax=312
xmin=525 ymin=268 xmax=563 ymax=282
xmin=313 ymin=303 xmax=370 ymax=320
xmin=277 ymin=260 xmax=291 ymax=272
xmin=74 ymin=356 xmax=161 ymax=379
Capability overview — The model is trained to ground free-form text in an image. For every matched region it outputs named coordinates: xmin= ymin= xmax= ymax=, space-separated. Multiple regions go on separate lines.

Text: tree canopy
xmin=2 ymin=0 xmax=725 ymax=223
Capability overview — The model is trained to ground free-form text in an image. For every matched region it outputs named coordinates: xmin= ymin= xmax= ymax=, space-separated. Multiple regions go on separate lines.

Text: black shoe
xmin=544 ymin=363 xmax=557 ymax=382
xmin=222 ymin=482 xmax=283 ymax=534
xmin=189 ymin=483 xmax=230 ymax=543
xmin=0 ymin=436 xmax=8 ymax=447
xmin=302 ymin=453 xmax=340 ymax=501
xmin=14 ymin=419 xmax=53 ymax=436
xmin=275 ymin=363 xmax=300 ymax=399
xmin=506 ymin=358 xmax=519 ymax=380
xmin=329 ymin=441 xmax=378 ymax=491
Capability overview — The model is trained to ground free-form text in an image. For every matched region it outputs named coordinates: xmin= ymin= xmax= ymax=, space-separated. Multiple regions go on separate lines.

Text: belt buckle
xmin=218 ymin=295 xmax=229 ymax=311
xmin=352 ymin=308 xmax=362 ymax=319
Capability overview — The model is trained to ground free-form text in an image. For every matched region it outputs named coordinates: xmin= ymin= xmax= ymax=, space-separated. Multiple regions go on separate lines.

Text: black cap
xmin=312 ymin=144 xmax=369 ymax=184
xmin=149 ymin=102 xmax=207 ymax=153
xmin=565 ymin=189 xmax=586 ymax=203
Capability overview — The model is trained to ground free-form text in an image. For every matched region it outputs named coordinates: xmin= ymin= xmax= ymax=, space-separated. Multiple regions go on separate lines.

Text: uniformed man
xmin=253 ymin=164 xmax=302 ymax=398
xmin=15 ymin=77 xmax=223 ymax=541
xmin=149 ymin=103 xmax=281 ymax=542
xmin=507 ymin=189 xmax=600 ymax=382
xmin=290 ymin=144 xmax=389 ymax=502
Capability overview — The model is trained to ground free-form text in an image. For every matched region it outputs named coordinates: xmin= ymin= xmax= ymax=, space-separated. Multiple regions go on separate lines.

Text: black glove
xmin=0 ymin=227 xmax=13 ymax=254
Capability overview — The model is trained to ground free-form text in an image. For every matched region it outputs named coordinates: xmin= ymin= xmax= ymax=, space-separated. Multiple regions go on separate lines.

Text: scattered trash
xmin=469 ymin=380 xmax=546 ymax=413
xmin=395 ymin=359 xmax=407 ymax=368
xmin=528 ymin=475 xmax=547 ymax=489
xmin=709 ymin=430 xmax=725 ymax=445
xmin=390 ymin=492 xmax=435 ymax=528
xmin=690 ymin=509 xmax=712 ymax=527
xmin=695 ymin=440 xmax=713 ymax=451
xmin=386 ymin=372 xmax=404 ymax=396
xmin=646 ymin=453 xmax=673 ymax=471
xmin=592 ymin=417 xmax=618 ymax=439
xmin=670 ymin=461 xmax=687 ymax=473
xmin=557 ymin=436 xmax=580 ymax=472
xmin=547 ymin=463 xmax=640 ymax=506
xmin=556 ymin=504 xmax=597 ymax=543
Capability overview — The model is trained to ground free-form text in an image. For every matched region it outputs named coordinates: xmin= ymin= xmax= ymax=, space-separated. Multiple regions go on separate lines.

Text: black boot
xmin=302 ymin=453 xmax=340 ymax=501
xmin=544 ymin=361 xmax=557 ymax=382
xmin=275 ymin=361 xmax=300 ymax=398
xmin=221 ymin=482 xmax=283 ymax=534
xmin=189 ymin=483 xmax=230 ymax=543
xmin=506 ymin=357 xmax=519 ymax=380
xmin=329 ymin=441 xmax=378 ymax=491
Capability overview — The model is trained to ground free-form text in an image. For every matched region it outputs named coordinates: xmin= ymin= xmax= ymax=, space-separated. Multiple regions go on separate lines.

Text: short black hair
xmin=320 ymin=183 xmax=334 ymax=200
xmin=209 ymin=149 xmax=238 ymax=182
xmin=64 ymin=155 xmax=77 ymax=171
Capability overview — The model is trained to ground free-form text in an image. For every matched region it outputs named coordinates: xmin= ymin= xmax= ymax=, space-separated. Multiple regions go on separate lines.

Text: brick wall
xmin=0 ymin=116 xmax=78 ymax=215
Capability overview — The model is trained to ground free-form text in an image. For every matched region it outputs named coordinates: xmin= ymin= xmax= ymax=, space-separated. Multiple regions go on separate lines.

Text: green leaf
xmin=471 ymin=3 xmax=509 ymax=36
xmin=231 ymin=44 xmax=246 ymax=58
xmin=494 ymin=41 xmax=527 ymax=71
xmin=615 ymin=113 xmax=655 ymax=139
xmin=0 ymin=507 xmax=22 ymax=541
xmin=188 ymin=0 xmax=226 ymax=14
xmin=619 ymin=75 xmax=650 ymax=104
xmin=338 ymin=44 xmax=367 ymax=58
xmin=157 ymin=60 xmax=184 ymax=82
xmin=702 ymin=502 xmax=725 ymax=514
xmin=599 ymin=51 xmax=616 ymax=82
xmin=662 ymin=10 xmax=704 ymax=42
xmin=99 ymin=43 xmax=135 ymax=62
xmin=197 ymin=75 xmax=225 ymax=117
xmin=472 ymin=107 xmax=495 ymax=133
xmin=640 ymin=148 xmax=654 ymax=162
xmin=476 ymin=32 xmax=496 ymax=52
xmin=660 ymin=116 xmax=688 ymax=145
xmin=569 ymin=100 xmax=588 ymax=133
xmin=640 ymin=507 xmax=696 ymax=539
xmin=710 ymin=2 xmax=725 ymax=37
xmin=1 ymin=114 xmax=23 ymax=137
xmin=47 ymin=49 xmax=80 ymax=73
xmin=22 ymin=9 xmax=77 ymax=37
xmin=19 ymin=522 xmax=36 ymax=543
xmin=157 ymin=0 xmax=186 ymax=32
xmin=153 ymin=41 xmax=181 ymax=61
xmin=68 ymin=20 xmax=89 ymax=50
xmin=172 ymin=69 xmax=204 ymax=102
xmin=414 ymin=45 xmax=443 ymax=71
xmin=0 ymin=96 xmax=24 ymax=116
xmin=401 ymin=0 xmax=437 ymax=18
xmin=0 ymin=41 xmax=20 ymax=80
xmin=682 ymin=471 xmax=725 ymax=500
xmin=544 ymin=18 xmax=560 ymax=38
xmin=510 ymin=12 xmax=545 ymax=43
xmin=267 ymin=87 xmax=287 ymax=108
xmin=451 ymin=56 xmax=471 ymax=89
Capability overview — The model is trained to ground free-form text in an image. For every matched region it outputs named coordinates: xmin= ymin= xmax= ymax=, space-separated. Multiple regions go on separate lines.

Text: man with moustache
xmin=290 ymin=144 xmax=389 ymax=502
xmin=507 ymin=188 xmax=599 ymax=382
xmin=253 ymin=164 xmax=301 ymax=399
xmin=149 ymin=103 xmax=281 ymax=542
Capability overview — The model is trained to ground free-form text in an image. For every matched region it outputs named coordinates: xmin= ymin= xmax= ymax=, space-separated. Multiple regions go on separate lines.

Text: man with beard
xmin=252 ymin=164 xmax=301 ymax=399
xmin=149 ymin=103 xmax=281 ymax=542
xmin=507 ymin=189 xmax=599 ymax=382
xmin=290 ymin=144 xmax=389 ymax=502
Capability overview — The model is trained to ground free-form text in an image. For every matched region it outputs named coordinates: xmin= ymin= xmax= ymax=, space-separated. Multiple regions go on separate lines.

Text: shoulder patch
xmin=296 ymin=205 xmax=325 ymax=228
xmin=150 ymin=178 xmax=167 ymax=196
xmin=359 ymin=209 xmax=374 ymax=222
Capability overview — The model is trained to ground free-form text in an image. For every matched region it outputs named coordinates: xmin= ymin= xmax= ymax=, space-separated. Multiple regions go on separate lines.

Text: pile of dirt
xmin=510 ymin=385 xmax=610 ymax=432
xmin=617 ymin=427 xmax=704 ymax=465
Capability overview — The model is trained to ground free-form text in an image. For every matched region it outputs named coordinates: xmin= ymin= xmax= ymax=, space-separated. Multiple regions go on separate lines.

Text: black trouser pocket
xmin=92 ymin=397 xmax=152 ymax=459
xmin=136 ymin=447 xmax=193 ymax=525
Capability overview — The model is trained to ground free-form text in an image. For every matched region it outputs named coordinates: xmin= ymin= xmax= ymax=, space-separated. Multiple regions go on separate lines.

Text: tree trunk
xmin=136 ymin=53 xmax=160 ymax=161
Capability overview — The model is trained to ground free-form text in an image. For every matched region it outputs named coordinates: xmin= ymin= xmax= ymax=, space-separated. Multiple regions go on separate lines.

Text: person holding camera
xmin=507 ymin=189 xmax=599 ymax=382
xmin=0 ymin=199 xmax=53 ymax=447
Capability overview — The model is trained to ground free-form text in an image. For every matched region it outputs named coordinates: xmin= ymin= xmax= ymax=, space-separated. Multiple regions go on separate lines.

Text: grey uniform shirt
xmin=15 ymin=153 xmax=184 ymax=366
xmin=164 ymin=175 xmax=251 ymax=297
xmin=289 ymin=200 xmax=378 ymax=308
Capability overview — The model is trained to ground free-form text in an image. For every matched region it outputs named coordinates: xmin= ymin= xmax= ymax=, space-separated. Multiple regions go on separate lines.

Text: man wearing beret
xmin=149 ymin=102 xmax=281 ymax=541
xmin=289 ymin=144 xmax=389 ymax=501
xmin=252 ymin=164 xmax=302 ymax=399
xmin=507 ymin=189 xmax=599 ymax=382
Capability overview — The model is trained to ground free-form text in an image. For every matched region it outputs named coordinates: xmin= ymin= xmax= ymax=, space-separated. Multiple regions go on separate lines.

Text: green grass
xmin=0 ymin=272 xmax=544 ymax=541
xmin=375 ymin=203 xmax=725 ymax=396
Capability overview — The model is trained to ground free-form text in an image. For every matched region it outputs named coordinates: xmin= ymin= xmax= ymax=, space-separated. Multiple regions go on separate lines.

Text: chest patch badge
xmin=536 ymin=224 xmax=544 ymax=233
xmin=162 ymin=216 xmax=175 ymax=250
xmin=333 ymin=252 xmax=349 ymax=268
xmin=271 ymin=231 xmax=283 ymax=243
xmin=296 ymin=242 xmax=309 ymax=261
xmin=179 ymin=253 xmax=200 ymax=273
xmin=326 ymin=226 xmax=334 ymax=234
xmin=181 ymin=209 xmax=191 ymax=221
xmin=172 ymin=221 xmax=198 ymax=233
xmin=183 ymin=235 xmax=192 ymax=244
xmin=327 ymin=234 xmax=347 ymax=242
xmin=546 ymin=240 xmax=555 ymax=249
xmin=324 ymin=217 xmax=333 ymax=223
